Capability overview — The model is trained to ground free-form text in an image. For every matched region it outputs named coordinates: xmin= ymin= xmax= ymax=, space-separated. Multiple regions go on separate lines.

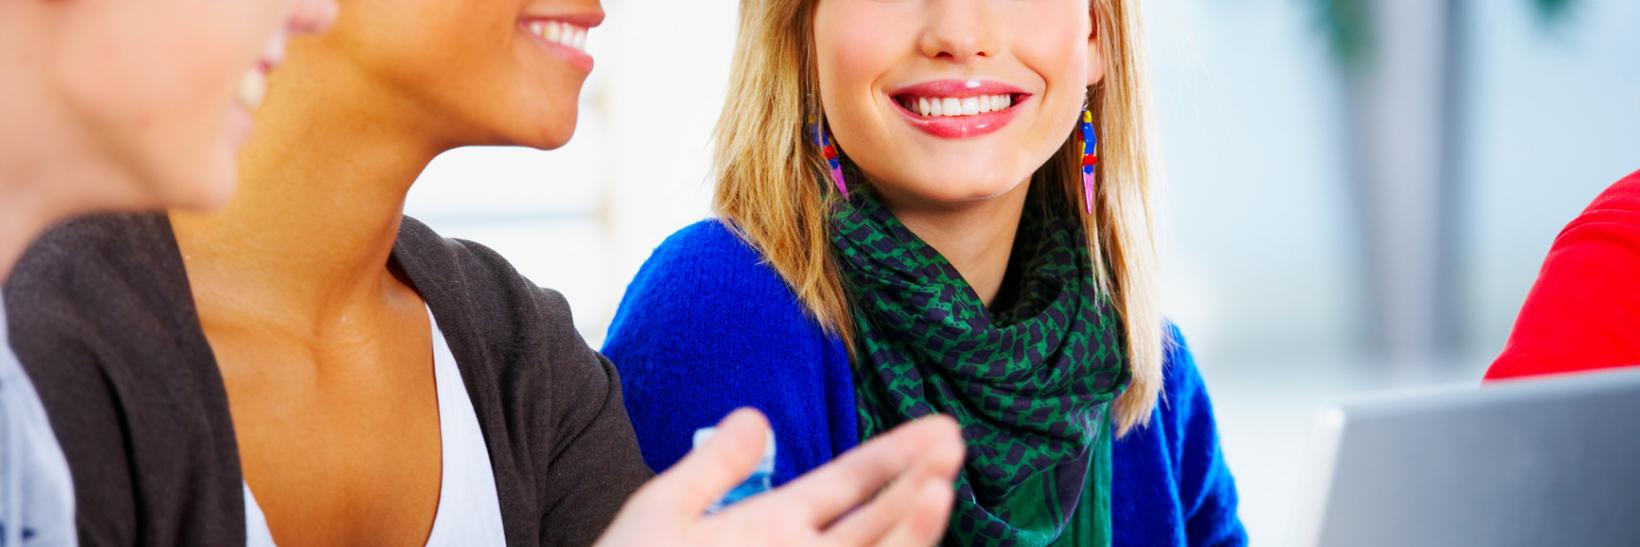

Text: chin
xmin=506 ymin=91 xmax=580 ymax=147
xmin=119 ymin=151 xmax=236 ymax=214
xmin=500 ymin=108 xmax=578 ymax=150
xmin=907 ymin=172 xmax=1028 ymax=204
xmin=163 ymin=167 xmax=239 ymax=213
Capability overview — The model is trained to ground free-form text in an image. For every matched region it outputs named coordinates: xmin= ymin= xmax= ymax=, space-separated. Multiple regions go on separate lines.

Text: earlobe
xmin=1086 ymin=45 xmax=1105 ymax=87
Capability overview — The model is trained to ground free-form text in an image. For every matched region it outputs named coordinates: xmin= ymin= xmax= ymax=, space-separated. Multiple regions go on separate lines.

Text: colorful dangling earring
xmin=1080 ymin=109 xmax=1099 ymax=214
xmin=809 ymin=117 xmax=849 ymax=198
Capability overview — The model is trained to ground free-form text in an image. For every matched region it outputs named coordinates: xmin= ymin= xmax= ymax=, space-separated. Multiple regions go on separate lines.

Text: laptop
xmin=1289 ymin=366 xmax=1640 ymax=547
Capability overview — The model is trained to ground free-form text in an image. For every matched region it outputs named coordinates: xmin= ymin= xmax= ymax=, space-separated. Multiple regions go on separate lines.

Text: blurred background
xmin=404 ymin=0 xmax=1640 ymax=542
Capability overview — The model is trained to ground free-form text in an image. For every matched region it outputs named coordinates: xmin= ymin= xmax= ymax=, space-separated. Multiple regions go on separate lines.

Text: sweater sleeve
xmin=1161 ymin=325 xmax=1248 ymax=547
xmin=602 ymin=221 xmax=854 ymax=487
xmin=1488 ymin=169 xmax=1640 ymax=381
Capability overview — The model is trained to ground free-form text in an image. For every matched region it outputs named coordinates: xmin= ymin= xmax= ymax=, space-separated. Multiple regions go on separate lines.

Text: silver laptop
xmin=1290 ymin=366 xmax=1640 ymax=547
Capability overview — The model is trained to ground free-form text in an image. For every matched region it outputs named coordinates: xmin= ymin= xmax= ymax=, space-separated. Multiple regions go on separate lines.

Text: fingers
xmin=632 ymin=408 xmax=771 ymax=516
xmin=756 ymin=415 xmax=964 ymax=528
xmin=818 ymin=435 xmax=961 ymax=546
xmin=866 ymin=481 xmax=956 ymax=547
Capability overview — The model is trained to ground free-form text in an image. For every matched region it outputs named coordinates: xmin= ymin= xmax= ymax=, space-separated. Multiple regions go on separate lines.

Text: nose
xmin=287 ymin=0 xmax=339 ymax=35
xmin=917 ymin=0 xmax=996 ymax=63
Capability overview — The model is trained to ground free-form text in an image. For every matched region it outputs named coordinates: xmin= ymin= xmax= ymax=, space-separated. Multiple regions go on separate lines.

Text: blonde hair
xmin=711 ymin=0 xmax=1164 ymax=435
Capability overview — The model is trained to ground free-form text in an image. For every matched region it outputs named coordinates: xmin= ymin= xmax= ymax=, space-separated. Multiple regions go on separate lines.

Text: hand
xmin=595 ymin=408 xmax=965 ymax=547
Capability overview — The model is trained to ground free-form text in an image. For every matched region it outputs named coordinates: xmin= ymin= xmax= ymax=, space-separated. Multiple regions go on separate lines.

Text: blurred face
xmin=326 ymin=0 xmax=602 ymax=151
xmin=813 ymin=0 xmax=1103 ymax=207
xmin=42 ymin=0 xmax=338 ymax=211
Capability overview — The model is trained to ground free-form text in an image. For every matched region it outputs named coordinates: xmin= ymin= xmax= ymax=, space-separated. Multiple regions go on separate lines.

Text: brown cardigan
xmin=3 ymin=213 xmax=654 ymax=546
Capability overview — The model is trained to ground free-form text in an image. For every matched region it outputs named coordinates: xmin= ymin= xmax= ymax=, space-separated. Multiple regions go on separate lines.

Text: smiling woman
xmin=0 ymin=0 xmax=335 ymax=545
xmin=8 ymin=0 xmax=625 ymax=542
xmin=3 ymin=0 xmax=966 ymax=544
xmin=604 ymin=0 xmax=1246 ymax=545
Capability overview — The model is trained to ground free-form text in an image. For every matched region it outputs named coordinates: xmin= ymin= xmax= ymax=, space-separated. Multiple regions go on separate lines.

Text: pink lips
xmin=888 ymin=79 xmax=1031 ymax=139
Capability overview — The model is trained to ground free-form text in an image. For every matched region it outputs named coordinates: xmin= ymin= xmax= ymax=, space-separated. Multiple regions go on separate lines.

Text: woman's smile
xmin=888 ymin=79 xmax=1031 ymax=139
xmin=519 ymin=12 xmax=601 ymax=73
xmin=230 ymin=34 xmax=292 ymax=148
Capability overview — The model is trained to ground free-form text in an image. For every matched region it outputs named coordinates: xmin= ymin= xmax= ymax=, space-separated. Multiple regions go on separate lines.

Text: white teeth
xmin=902 ymin=94 xmax=1015 ymax=118
xmin=237 ymin=69 xmax=266 ymax=111
xmin=236 ymin=33 xmax=285 ymax=112
xmin=531 ymin=21 xmax=590 ymax=54
xmin=262 ymin=34 xmax=287 ymax=68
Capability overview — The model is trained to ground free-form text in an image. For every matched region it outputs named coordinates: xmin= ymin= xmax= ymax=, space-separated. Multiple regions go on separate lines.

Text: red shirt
xmin=1488 ymin=168 xmax=1640 ymax=380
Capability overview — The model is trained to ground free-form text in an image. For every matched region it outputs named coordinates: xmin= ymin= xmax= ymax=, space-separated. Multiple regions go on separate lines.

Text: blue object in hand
xmin=694 ymin=426 xmax=776 ymax=514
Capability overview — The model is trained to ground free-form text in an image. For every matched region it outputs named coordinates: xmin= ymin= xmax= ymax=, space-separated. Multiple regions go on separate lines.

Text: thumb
xmin=639 ymin=408 xmax=771 ymax=517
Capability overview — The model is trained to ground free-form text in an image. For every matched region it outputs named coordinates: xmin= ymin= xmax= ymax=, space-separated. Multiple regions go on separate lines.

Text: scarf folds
xmin=829 ymin=188 xmax=1130 ymax=546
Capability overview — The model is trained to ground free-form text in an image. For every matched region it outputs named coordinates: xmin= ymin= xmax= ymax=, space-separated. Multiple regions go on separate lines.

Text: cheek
xmin=1012 ymin=11 xmax=1091 ymax=92
xmin=332 ymin=0 xmax=501 ymax=105
xmin=1012 ymin=11 xmax=1093 ymax=147
xmin=814 ymin=7 xmax=910 ymax=119
xmin=130 ymin=0 xmax=279 ymax=112
xmin=817 ymin=23 xmax=888 ymax=85
xmin=365 ymin=2 xmax=575 ymax=146
xmin=147 ymin=5 xmax=272 ymax=176
xmin=48 ymin=1 xmax=273 ymax=201
xmin=351 ymin=7 xmax=473 ymax=89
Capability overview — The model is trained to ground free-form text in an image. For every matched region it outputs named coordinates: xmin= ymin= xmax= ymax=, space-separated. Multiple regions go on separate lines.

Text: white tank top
xmin=244 ymin=307 xmax=506 ymax=546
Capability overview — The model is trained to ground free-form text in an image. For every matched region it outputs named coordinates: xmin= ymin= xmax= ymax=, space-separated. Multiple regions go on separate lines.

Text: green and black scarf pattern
xmin=829 ymin=187 xmax=1130 ymax=546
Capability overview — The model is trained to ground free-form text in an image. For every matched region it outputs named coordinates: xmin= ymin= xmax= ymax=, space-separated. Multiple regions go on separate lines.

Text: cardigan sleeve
xmin=5 ymin=310 xmax=139 ymax=546
xmin=2 ymin=214 xmax=248 ymax=546
xmin=1488 ymin=169 xmax=1640 ymax=381
xmin=530 ymin=289 xmax=656 ymax=547
xmin=602 ymin=220 xmax=854 ymax=487
xmin=430 ymin=232 xmax=655 ymax=547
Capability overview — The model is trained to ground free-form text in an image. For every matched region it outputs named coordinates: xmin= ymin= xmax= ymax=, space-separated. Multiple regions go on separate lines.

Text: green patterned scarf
xmin=829 ymin=187 xmax=1130 ymax=546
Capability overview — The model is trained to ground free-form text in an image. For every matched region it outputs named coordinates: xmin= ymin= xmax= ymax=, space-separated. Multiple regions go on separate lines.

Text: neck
xmin=0 ymin=125 xmax=136 ymax=283
xmin=0 ymin=185 xmax=56 ymax=283
xmin=879 ymin=182 xmax=1032 ymax=307
xmin=170 ymin=47 xmax=446 ymax=326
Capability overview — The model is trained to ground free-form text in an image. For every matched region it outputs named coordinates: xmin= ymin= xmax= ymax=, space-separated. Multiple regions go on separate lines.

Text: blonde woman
xmin=605 ymin=0 xmax=1245 ymax=544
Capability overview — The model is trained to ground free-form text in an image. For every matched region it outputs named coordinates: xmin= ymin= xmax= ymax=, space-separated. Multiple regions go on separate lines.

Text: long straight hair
xmin=711 ymin=0 xmax=1164 ymax=434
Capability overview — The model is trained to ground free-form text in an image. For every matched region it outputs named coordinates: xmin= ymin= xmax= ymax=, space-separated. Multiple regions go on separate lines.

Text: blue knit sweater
xmin=603 ymin=220 xmax=1248 ymax=546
